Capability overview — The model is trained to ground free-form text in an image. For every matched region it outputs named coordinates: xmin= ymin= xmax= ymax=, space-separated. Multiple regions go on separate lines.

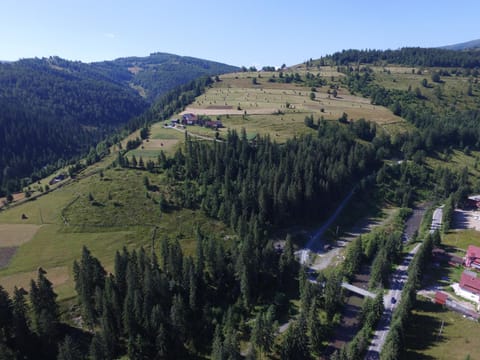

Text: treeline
xmin=110 ymin=53 xmax=238 ymax=102
xmin=0 ymin=52 xmax=233 ymax=197
xmin=322 ymin=47 xmax=480 ymax=68
xmin=166 ymin=122 xmax=380 ymax=234
xmin=125 ymin=75 xmax=215 ymax=133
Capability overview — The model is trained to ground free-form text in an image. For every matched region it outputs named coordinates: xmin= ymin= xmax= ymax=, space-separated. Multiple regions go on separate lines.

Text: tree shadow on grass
xmin=403 ymin=300 xmax=448 ymax=359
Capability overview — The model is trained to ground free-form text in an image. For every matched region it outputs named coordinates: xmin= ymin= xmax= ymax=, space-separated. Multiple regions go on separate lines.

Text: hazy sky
xmin=1 ymin=0 xmax=479 ymax=67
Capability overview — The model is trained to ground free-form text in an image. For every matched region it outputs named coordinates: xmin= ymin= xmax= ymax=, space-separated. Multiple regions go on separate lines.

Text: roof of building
xmin=467 ymin=245 xmax=480 ymax=259
xmin=460 ymin=270 xmax=480 ymax=295
xmin=434 ymin=291 xmax=449 ymax=304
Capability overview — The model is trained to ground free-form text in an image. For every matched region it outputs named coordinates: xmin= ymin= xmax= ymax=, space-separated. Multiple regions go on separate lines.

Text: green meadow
xmin=0 ymin=165 xmax=230 ymax=301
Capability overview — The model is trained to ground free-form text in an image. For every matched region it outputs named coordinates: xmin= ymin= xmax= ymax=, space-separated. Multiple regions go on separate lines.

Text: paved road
xmin=365 ymin=243 xmax=421 ymax=359
xmin=431 ymin=206 xmax=443 ymax=233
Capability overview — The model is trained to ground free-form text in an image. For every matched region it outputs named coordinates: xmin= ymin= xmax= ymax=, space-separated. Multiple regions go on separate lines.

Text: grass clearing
xmin=442 ymin=229 xmax=480 ymax=252
xmin=0 ymin=265 xmax=69 ymax=295
xmin=0 ymin=224 xmax=41 ymax=247
xmin=373 ymin=66 xmax=480 ymax=112
xmin=426 ymin=149 xmax=480 ymax=179
xmin=404 ymin=297 xmax=480 ymax=360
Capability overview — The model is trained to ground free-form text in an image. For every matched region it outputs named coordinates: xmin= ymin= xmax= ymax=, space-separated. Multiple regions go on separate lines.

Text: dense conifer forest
xmin=322 ymin=47 xmax=480 ymax=68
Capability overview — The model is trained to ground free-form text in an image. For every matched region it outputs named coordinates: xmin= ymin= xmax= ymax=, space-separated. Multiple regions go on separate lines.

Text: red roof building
xmin=465 ymin=245 xmax=480 ymax=269
xmin=434 ymin=291 xmax=449 ymax=305
xmin=460 ymin=270 xmax=480 ymax=296
xmin=181 ymin=113 xmax=198 ymax=125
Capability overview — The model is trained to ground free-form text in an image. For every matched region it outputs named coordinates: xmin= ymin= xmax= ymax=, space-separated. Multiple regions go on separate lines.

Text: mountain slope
xmin=0 ymin=57 xmax=148 ymax=127
xmin=319 ymin=47 xmax=480 ymax=68
xmin=93 ymin=52 xmax=239 ymax=102
xmin=0 ymin=54 xmax=238 ymax=196
xmin=441 ymin=38 xmax=480 ymax=51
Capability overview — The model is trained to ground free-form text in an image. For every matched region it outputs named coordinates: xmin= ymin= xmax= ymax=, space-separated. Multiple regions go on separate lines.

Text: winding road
xmin=365 ymin=206 xmax=441 ymax=359
xmin=364 ymin=243 xmax=421 ymax=359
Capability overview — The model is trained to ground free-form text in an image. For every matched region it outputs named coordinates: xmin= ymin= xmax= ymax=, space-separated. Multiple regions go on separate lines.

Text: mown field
xmin=195 ymin=70 xmax=408 ymax=132
xmin=131 ymin=69 xmax=411 ymax=156
xmin=443 ymin=229 xmax=480 ymax=252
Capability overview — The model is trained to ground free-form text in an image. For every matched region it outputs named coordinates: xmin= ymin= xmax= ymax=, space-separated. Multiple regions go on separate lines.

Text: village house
xmin=465 ymin=245 xmax=480 ymax=269
xmin=181 ymin=113 xmax=198 ymax=125
xmin=453 ymin=270 xmax=480 ymax=305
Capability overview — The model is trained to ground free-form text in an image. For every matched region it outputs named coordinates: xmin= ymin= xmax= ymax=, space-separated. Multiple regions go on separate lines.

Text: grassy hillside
xmin=0 ymin=164 xmax=230 ymax=301
xmin=184 ymin=69 xmax=409 ymax=139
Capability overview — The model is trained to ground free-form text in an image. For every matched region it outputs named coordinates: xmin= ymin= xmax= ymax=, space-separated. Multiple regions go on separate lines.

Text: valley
xmin=1 ymin=47 xmax=480 ymax=359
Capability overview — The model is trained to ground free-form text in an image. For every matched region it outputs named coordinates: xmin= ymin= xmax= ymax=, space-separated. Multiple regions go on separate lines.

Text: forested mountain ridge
xmin=0 ymin=54 xmax=238 ymax=196
xmin=95 ymin=52 xmax=240 ymax=102
xmin=0 ymin=57 xmax=148 ymax=195
xmin=320 ymin=47 xmax=480 ymax=68
xmin=0 ymin=57 xmax=148 ymax=127
xmin=441 ymin=38 xmax=480 ymax=51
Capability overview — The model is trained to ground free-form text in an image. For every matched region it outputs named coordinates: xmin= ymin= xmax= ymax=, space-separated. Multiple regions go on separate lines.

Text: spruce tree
xmin=0 ymin=285 xmax=13 ymax=342
xmin=57 ymin=335 xmax=83 ymax=360
xmin=12 ymin=287 xmax=32 ymax=358
xmin=30 ymin=268 xmax=59 ymax=339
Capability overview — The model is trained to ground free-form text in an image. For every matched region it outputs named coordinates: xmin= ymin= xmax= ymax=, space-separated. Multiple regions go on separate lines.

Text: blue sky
xmin=1 ymin=0 xmax=479 ymax=67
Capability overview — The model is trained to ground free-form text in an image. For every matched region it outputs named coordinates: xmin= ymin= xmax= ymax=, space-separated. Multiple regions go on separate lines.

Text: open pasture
xmin=0 ymin=224 xmax=40 ymax=247
xmin=373 ymin=66 xmax=479 ymax=111
xmin=182 ymin=71 xmax=409 ymax=138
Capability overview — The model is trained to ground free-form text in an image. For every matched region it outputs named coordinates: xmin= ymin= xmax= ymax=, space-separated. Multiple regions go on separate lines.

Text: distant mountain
xmin=441 ymin=39 xmax=480 ymax=51
xmin=93 ymin=52 xmax=239 ymax=102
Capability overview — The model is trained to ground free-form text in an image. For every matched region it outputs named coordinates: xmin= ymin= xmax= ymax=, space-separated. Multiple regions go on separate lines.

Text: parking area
xmin=453 ymin=209 xmax=480 ymax=231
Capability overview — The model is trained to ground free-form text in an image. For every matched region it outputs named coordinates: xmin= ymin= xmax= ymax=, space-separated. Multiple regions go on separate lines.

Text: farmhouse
xmin=453 ymin=270 xmax=480 ymax=304
xmin=465 ymin=245 xmax=480 ymax=269
xmin=181 ymin=113 xmax=198 ymax=125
